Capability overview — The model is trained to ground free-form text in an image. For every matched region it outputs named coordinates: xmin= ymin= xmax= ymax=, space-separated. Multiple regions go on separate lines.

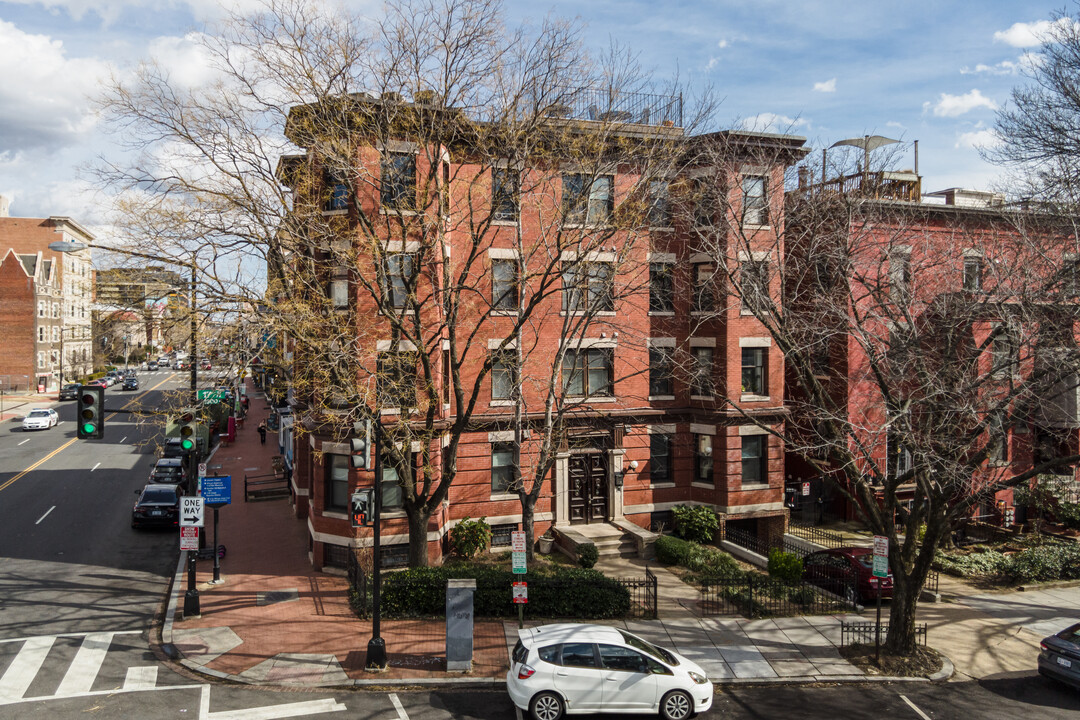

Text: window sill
xmin=648 ymin=311 xmax=675 ymax=317
xmin=988 ymin=461 xmax=1011 ymax=468
xmin=740 ymin=483 xmax=770 ymax=491
xmin=380 ymin=408 xmax=418 ymax=416
xmin=490 ymin=309 xmax=519 ymax=316
xmin=691 ymin=482 xmax=715 ymax=489
xmin=562 ymin=222 xmax=612 ymax=230
xmin=491 ymin=219 xmax=520 ymax=226
xmin=324 ymin=510 xmax=348 ymax=520
xmin=566 ymin=396 xmax=617 ymax=403
xmin=690 ymin=311 xmax=715 ymax=317
xmin=560 ymin=311 xmax=617 ymax=317
xmin=690 ymin=395 xmax=714 ymax=402
xmin=321 ymin=209 xmax=349 ymax=216
xmin=742 ymin=223 xmax=771 ymax=230
xmin=740 ymin=394 xmax=770 ymax=403
xmin=380 ymin=208 xmax=420 ymax=217
xmin=490 ymin=492 xmax=518 ymax=501
xmin=650 ymin=481 xmax=676 ymax=488
xmin=648 ymin=395 xmax=675 ymax=402
xmin=381 ymin=509 xmax=407 ymax=518
xmin=489 ymin=400 xmax=517 ymax=407
xmin=650 ymin=226 xmax=674 ymax=232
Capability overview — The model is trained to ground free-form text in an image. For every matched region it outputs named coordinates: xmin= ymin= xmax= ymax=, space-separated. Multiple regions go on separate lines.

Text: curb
xmin=928 ymin=653 xmax=955 ymax=682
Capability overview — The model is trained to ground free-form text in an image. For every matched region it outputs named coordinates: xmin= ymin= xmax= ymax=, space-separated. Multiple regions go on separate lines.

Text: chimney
xmin=0 ymin=195 xmax=9 ymax=217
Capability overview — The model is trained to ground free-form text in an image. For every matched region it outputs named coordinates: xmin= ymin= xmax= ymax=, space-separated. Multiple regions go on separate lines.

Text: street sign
xmin=802 ymin=482 xmax=810 ymax=496
xmin=180 ymin=496 xmax=205 ymax=527
xmin=511 ymin=530 xmax=526 ymax=552
xmin=512 ymin=551 xmax=527 ymax=574
xmin=872 ymin=535 xmax=889 ymax=579
xmin=200 ymin=476 xmax=232 ymax=506
xmin=180 ymin=526 xmax=199 ymax=551
xmin=512 ymin=581 xmax=528 ymax=604
xmin=197 ymin=389 xmax=227 ymax=405
xmin=198 ymin=463 xmax=207 ymax=478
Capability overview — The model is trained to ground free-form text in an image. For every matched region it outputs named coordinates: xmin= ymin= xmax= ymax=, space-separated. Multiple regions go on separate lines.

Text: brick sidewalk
xmin=166 ymin=380 xmax=510 ymax=684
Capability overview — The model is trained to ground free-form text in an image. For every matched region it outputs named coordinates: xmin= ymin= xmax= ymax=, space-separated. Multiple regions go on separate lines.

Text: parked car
xmin=22 ymin=408 xmax=59 ymax=431
xmin=202 ymin=360 xmax=212 ymax=370
xmin=59 ymin=383 xmax=81 ymax=401
xmin=507 ymin=623 xmax=713 ymax=720
xmin=149 ymin=457 xmax=187 ymax=490
xmin=802 ymin=547 xmax=892 ymax=604
xmin=121 ymin=376 xmax=140 ymax=391
xmin=105 ymin=371 xmax=122 ymax=386
xmin=85 ymin=378 xmax=108 ymax=390
xmin=147 ymin=361 xmax=158 ymax=371
xmin=1040 ymin=623 xmax=1080 ymax=689
xmin=162 ymin=438 xmax=186 ymax=459
xmin=131 ymin=484 xmax=182 ymax=529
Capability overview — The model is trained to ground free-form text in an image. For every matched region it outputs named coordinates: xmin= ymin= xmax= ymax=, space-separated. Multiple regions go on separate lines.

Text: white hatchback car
xmin=22 ymin=408 xmax=59 ymax=431
xmin=507 ymin=623 xmax=713 ymax=720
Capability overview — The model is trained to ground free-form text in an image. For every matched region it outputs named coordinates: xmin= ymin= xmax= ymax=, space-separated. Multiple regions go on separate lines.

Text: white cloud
xmin=705 ymin=57 xmax=720 ymax=71
xmin=148 ymin=33 xmax=219 ymax=89
xmin=993 ymin=18 xmax=1071 ymax=48
xmin=1 ymin=0 xmax=268 ymax=25
xmin=960 ymin=59 xmax=1020 ymax=76
xmin=812 ymin=78 xmax=836 ymax=93
xmin=0 ymin=20 xmax=107 ymax=155
xmin=955 ymin=128 xmax=1001 ymax=150
xmin=717 ymin=39 xmax=729 ymax=49
xmin=738 ymin=113 xmax=807 ymax=133
xmin=924 ymin=89 xmax=998 ymax=118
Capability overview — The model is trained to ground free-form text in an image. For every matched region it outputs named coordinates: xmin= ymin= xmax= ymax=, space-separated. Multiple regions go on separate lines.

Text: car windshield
xmin=618 ymin=630 xmax=678 ymax=666
xmin=1058 ymin=624 xmax=1080 ymax=643
xmin=27 ymin=410 xmax=50 ymax=418
xmin=141 ymin=488 xmax=176 ymax=503
xmin=851 ymin=553 xmax=873 ymax=569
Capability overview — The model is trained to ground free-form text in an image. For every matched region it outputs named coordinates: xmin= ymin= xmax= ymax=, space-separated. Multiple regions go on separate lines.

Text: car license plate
xmin=151 ymin=510 xmax=163 ymax=517
xmin=1058 ymin=656 xmax=1072 ymax=668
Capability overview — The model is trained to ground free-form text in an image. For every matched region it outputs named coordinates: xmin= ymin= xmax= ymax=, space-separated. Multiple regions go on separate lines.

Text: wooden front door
xmin=568 ymin=453 xmax=608 ymax=525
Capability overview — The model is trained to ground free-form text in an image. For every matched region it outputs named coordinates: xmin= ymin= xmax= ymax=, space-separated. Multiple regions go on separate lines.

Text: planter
xmin=538 ymin=535 xmax=554 ymax=555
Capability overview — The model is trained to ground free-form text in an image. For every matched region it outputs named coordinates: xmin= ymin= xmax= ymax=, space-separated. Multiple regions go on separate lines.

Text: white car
xmin=22 ymin=408 xmax=59 ymax=431
xmin=507 ymin=623 xmax=713 ymax=720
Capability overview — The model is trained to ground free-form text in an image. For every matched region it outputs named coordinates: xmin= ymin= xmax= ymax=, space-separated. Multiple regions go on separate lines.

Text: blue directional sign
xmin=200 ymin=475 xmax=232 ymax=506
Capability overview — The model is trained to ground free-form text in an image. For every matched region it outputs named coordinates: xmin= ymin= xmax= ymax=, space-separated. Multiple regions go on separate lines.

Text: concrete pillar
xmin=555 ymin=452 xmax=570 ymax=526
xmin=609 ymin=448 xmax=625 ymax=520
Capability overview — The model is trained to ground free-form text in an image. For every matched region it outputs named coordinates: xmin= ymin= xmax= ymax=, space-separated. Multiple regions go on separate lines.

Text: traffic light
xmin=178 ymin=410 xmax=197 ymax=452
xmin=77 ymin=385 xmax=104 ymax=439
xmin=350 ymin=488 xmax=374 ymax=527
xmin=351 ymin=419 xmax=371 ymax=470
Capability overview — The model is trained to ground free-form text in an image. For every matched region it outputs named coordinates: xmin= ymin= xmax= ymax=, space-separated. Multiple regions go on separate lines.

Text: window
xmin=560 ymin=643 xmax=598 ymax=668
xmin=324 ymin=171 xmax=349 ymax=212
xmin=492 ymin=259 xmax=519 ymax=311
xmin=963 ymin=258 xmax=983 ymax=292
xmin=598 ymin=645 xmax=650 ymax=673
xmin=325 ymin=454 xmax=349 ymax=511
xmin=693 ymin=177 xmax=715 ymax=228
xmin=650 ymin=433 xmax=671 ymax=484
xmin=741 ymin=434 xmax=767 ymax=484
xmin=647 ymin=179 xmax=670 ymax=228
xmin=695 ymin=434 xmax=713 ymax=484
xmin=562 ymin=348 xmax=613 ymax=397
xmin=563 ymin=173 xmax=613 ymax=225
xmin=491 ymin=350 xmax=518 ymax=400
xmin=886 ymin=431 xmax=912 ymax=480
xmin=329 ymin=279 xmax=349 ymax=308
xmin=889 ymin=251 xmax=911 ymax=301
xmin=37 ymin=352 xmax=45 ymax=369
xmin=742 ymin=175 xmax=768 ymax=225
xmin=491 ymin=442 xmax=515 ymax=492
xmin=691 ymin=347 xmax=713 ymax=397
xmin=442 ymin=348 xmax=451 ymax=405
xmin=649 ymin=263 xmax=674 ymax=313
xmin=52 ymin=327 xmax=59 ymax=343
xmin=37 ymin=302 xmax=45 ymax=318
xmin=377 ymin=352 xmax=417 ymax=408
xmin=562 ymin=262 xmax=614 ymax=313
xmin=384 ymin=253 xmax=415 ymax=309
xmin=991 ymin=325 xmax=1018 ymax=378
xmin=492 ymin=167 xmax=519 ymax=221
xmin=692 ymin=263 xmax=715 ymax=313
xmin=1065 ymin=258 xmax=1080 ymax=297
xmin=741 ymin=259 xmax=770 ymax=313
xmin=649 ymin=348 xmax=674 ymax=396
xmin=381 ymin=152 xmax=416 ymax=210
xmin=38 ymin=327 xmax=46 ymax=342
xmin=380 ymin=452 xmax=406 ymax=509
xmin=988 ymin=411 xmax=1010 ymax=464
xmin=741 ymin=347 xmax=767 ymax=396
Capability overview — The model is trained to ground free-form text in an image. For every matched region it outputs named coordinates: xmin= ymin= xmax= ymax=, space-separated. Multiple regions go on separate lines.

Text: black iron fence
xmin=537 ymin=86 xmax=683 ymax=127
xmin=723 ymin=526 xmax=805 ymax=558
xmin=840 ymin=621 xmax=927 ymax=647
xmin=347 ymin=550 xmax=371 ymax=617
xmin=612 ymin=567 xmax=658 ymax=620
xmin=787 ymin=520 xmax=848 ymax=550
xmin=699 ymin=575 xmax=856 ymax=618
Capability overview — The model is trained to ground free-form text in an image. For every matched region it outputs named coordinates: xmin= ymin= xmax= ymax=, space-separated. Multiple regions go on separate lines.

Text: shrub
xmin=379 ymin=565 xmax=630 ymax=618
xmin=671 ymin=505 xmax=720 ymax=544
xmin=654 ymin=534 xmax=742 ymax=579
xmin=449 ymin=517 xmax=492 ymax=559
xmin=577 ymin=542 xmax=599 ymax=569
xmin=767 ymin=549 xmax=804 ymax=584
xmin=655 ymin=535 xmax=692 ymax=566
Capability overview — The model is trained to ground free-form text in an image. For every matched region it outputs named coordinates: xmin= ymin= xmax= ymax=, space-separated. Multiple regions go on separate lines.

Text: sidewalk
xmin=158 ymin=383 xmax=1050 ymax=688
xmin=0 ymin=390 xmax=59 ymax=423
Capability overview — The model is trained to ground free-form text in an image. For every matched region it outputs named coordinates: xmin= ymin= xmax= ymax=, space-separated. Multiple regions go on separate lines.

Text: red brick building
xmin=0 ymin=203 xmax=94 ymax=390
xmin=278 ymin=94 xmax=809 ymax=568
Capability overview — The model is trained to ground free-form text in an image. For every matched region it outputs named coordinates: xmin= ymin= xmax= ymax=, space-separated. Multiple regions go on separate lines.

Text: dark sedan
xmin=121 ymin=376 xmax=139 ymax=390
xmin=150 ymin=457 xmax=187 ymax=490
xmin=1040 ymin=623 xmax=1080 ymax=689
xmin=59 ymin=383 xmax=81 ymax=401
xmin=132 ymin=484 xmax=181 ymax=529
xmin=802 ymin=547 xmax=893 ymax=604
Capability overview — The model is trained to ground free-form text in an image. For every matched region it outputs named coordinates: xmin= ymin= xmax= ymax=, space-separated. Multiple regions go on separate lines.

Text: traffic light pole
xmin=366 ymin=428 xmax=387 ymax=670
xmin=184 ymin=261 xmax=201 ymax=615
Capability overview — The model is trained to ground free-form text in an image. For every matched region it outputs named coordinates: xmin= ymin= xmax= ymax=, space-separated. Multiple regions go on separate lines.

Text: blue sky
xmin=0 ymin=0 xmax=1069 ymax=226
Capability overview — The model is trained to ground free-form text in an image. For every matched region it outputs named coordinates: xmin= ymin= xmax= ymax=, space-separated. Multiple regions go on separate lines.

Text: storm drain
xmin=256 ymin=589 xmax=300 ymax=606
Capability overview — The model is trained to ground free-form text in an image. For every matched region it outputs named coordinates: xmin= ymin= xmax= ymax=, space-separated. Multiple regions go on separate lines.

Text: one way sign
xmin=180 ymin=496 xmax=205 ymax=527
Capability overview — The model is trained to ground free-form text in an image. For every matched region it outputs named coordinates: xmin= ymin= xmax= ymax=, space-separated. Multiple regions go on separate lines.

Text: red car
xmin=85 ymin=378 xmax=108 ymax=389
xmin=802 ymin=547 xmax=893 ymax=604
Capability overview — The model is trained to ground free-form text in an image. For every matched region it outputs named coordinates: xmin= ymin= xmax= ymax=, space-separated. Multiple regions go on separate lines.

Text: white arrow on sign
xmin=180 ymin=496 xmax=205 ymax=527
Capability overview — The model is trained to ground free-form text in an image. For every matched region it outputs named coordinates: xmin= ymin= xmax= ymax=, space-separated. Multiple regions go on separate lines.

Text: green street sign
xmin=512 ymin=551 xmax=527 ymax=574
xmin=872 ymin=554 xmax=888 ymax=579
xmin=197 ymin=389 xmax=227 ymax=405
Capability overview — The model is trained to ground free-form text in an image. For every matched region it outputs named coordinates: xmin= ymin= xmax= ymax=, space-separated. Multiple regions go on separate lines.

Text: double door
xmin=569 ymin=453 xmax=608 ymax=524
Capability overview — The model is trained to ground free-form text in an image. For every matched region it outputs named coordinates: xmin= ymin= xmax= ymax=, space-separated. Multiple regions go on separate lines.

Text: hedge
xmin=655 ymin=535 xmax=742 ymax=579
xmin=377 ymin=564 xmax=631 ymax=618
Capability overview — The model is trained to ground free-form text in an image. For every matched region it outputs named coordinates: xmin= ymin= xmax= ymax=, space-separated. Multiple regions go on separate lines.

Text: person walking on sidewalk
xmin=257 ymin=421 xmax=267 ymax=444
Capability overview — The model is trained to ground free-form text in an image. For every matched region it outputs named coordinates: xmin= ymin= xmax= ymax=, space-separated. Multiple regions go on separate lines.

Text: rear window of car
xmin=538 ymin=645 xmax=560 ymax=664
xmin=512 ymin=640 xmax=527 ymax=665
xmin=560 ymin=643 xmax=597 ymax=668
xmin=1058 ymin=624 xmax=1080 ymax=642
xmin=141 ymin=488 xmax=177 ymax=502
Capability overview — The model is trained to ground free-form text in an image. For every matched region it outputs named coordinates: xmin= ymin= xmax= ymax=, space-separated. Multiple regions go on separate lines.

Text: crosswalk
xmin=0 ymin=630 xmax=179 ymax=705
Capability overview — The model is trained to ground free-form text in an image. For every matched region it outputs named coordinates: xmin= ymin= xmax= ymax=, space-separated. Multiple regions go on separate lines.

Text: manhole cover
xmin=257 ymin=589 xmax=300 ymax=606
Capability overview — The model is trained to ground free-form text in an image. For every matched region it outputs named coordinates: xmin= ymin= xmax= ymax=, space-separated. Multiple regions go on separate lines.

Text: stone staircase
xmin=556 ymin=521 xmax=656 ymax=561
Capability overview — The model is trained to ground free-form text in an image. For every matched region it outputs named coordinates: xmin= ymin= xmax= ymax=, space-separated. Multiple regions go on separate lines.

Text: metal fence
xmin=698 ymin=575 xmax=855 ymax=618
xmin=612 ymin=567 xmax=658 ymax=620
xmin=537 ymin=87 xmax=683 ymax=127
xmin=787 ymin=520 xmax=849 ymax=550
xmin=840 ymin=621 xmax=927 ymax=647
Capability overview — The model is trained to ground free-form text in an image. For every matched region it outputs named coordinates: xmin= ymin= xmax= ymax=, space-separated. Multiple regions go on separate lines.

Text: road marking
xmin=0 ymin=630 xmax=139 ymax=645
xmin=17 ymin=439 xmax=28 ymax=446
xmin=120 ymin=436 xmax=127 ymax=443
xmin=198 ymin=683 xmax=347 ymax=720
xmin=35 ymin=506 xmax=55 ymax=525
xmin=123 ymin=666 xmax=157 ymax=690
xmin=0 ymin=438 xmax=77 ymax=494
xmin=389 ymin=693 xmax=409 ymax=719
xmin=900 ymin=694 xmax=932 ymax=720
xmin=91 ymin=463 xmax=100 ymax=472
xmin=0 ymin=636 xmax=55 ymax=701
xmin=55 ymin=632 xmax=114 ymax=696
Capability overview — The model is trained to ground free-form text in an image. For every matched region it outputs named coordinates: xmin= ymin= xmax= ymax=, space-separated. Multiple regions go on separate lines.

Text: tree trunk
xmin=521 ymin=491 xmax=538 ymax=561
xmin=885 ymin=574 xmax=920 ymax=655
xmin=404 ymin=504 xmax=431 ymax=567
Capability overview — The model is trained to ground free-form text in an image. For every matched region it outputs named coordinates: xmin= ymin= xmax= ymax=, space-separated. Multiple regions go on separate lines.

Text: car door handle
xmin=556 ymin=671 xmax=569 ymax=677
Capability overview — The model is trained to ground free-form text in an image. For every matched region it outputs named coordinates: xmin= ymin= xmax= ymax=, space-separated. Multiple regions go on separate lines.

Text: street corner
xmin=171 ymin=626 xmax=244 ymax=667
xmin=237 ymin=653 xmax=349 ymax=686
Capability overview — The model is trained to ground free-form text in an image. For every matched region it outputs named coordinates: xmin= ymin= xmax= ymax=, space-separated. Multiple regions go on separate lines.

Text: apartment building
xmin=277 ymin=92 xmax=809 ymax=568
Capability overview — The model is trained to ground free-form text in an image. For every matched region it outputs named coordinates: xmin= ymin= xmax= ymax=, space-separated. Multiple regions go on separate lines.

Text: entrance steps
xmin=557 ymin=521 xmax=656 ymax=560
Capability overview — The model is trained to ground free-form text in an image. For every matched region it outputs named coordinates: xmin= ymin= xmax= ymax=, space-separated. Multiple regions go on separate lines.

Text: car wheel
xmin=660 ymin=690 xmax=694 ymax=720
xmin=529 ymin=691 xmax=564 ymax=720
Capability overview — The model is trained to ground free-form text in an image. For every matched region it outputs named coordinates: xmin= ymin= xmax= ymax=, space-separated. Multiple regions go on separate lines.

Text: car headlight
xmin=688 ymin=671 xmax=709 ymax=685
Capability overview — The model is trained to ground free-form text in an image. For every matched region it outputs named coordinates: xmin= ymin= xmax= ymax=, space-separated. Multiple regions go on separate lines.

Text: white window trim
xmin=738 ymin=425 xmax=772 ymax=436
xmin=376 ymin=140 xmax=420 ymax=154
xmin=689 ymin=423 xmax=715 ymax=435
xmin=561 ymin=250 xmax=617 ymax=263
xmin=489 ymin=400 xmax=517 ymax=407
xmin=689 ymin=252 xmax=712 ymax=264
xmin=739 ymin=337 xmax=772 ymax=347
xmin=689 ymin=337 xmax=716 ymax=347
xmin=962 ymin=248 xmax=985 ymax=258
xmin=487 ymin=248 xmax=521 ymax=259
xmin=649 ymin=252 xmax=677 ymax=264
xmin=648 ymin=337 xmax=676 ymax=348
xmin=737 ymin=250 xmax=772 ymax=262
xmin=648 ymin=395 xmax=676 ymax=402
xmin=383 ymin=240 xmax=421 ymax=253
xmin=740 ymin=394 xmax=771 ymax=403
xmin=567 ymin=337 xmax=617 ymax=349
xmin=487 ymin=338 xmax=519 ymax=350
xmin=376 ymin=340 xmax=418 ymax=352
xmin=647 ymin=424 xmax=676 ymax=434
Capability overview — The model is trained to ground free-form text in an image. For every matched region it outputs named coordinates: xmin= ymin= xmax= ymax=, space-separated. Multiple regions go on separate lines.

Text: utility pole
xmin=366 ymin=426 xmax=387 ymax=670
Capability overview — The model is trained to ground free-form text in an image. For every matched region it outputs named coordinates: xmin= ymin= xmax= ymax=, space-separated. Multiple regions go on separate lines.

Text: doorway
xmin=568 ymin=453 xmax=608 ymax=524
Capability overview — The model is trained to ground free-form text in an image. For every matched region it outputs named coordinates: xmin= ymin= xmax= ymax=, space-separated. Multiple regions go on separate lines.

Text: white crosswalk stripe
xmin=54 ymin=632 xmax=113 ymax=696
xmin=0 ymin=636 xmax=54 ymax=701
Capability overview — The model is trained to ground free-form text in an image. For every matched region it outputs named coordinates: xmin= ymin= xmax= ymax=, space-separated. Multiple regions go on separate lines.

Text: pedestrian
xmin=257 ymin=421 xmax=267 ymax=444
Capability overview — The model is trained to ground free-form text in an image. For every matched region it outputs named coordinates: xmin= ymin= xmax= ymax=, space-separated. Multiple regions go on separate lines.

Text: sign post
xmin=512 ymin=581 xmax=528 ymax=628
xmin=180 ymin=526 xmax=199 ymax=551
xmin=872 ymin=535 xmax=889 ymax=665
xmin=200 ymin=476 xmax=231 ymax=584
xmin=511 ymin=530 xmax=527 ymax=627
